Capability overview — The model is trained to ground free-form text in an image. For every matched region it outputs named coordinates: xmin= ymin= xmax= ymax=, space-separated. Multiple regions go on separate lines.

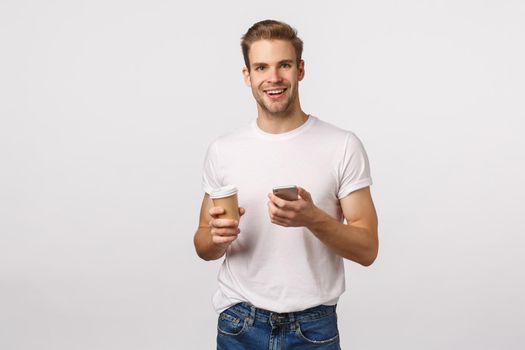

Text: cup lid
xmin=209 ymin=185 xmax=238 ymax=199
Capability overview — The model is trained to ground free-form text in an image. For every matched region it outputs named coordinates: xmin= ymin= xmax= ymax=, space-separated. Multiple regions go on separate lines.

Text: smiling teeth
xmin=267 ymin=89 xmax=284 ymax=95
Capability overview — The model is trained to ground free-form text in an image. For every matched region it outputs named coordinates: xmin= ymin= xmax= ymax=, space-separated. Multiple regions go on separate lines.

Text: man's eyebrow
xmin=251 ymin=59 xmax=295 ymax=67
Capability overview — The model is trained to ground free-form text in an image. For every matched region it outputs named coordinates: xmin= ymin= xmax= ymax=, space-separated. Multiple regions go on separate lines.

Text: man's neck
xmin=256 ymin=109 xmax=309 ymax=134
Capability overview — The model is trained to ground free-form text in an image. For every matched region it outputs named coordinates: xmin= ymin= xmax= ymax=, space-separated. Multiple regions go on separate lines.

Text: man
xmin=194 ymin=20 xmax=378 ymax=349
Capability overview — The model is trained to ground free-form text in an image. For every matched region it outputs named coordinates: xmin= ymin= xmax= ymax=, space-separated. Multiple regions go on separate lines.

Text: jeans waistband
xmin=226 ymin=302 xmax=337 ymax=326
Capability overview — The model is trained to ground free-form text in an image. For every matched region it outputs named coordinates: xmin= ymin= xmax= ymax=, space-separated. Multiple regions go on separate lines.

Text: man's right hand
xmin=209 ymin=207 xmax=245 ymax=247
xmin=194 ymin=194 xmax=245 ymax=261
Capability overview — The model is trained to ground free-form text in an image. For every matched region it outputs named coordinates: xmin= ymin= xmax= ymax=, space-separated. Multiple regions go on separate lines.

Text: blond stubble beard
xmin=252 ymin=86 xmax=298 ymax=118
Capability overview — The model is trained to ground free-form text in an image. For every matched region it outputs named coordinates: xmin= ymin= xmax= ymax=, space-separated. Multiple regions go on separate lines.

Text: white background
xmin=1 ymin=0 xmax=524 ymax=349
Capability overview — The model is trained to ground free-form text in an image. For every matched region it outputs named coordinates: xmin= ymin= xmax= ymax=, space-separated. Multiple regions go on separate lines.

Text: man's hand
xmin=209 ymin=207 xmax=245 ymax=247
xmin=267 ymin=187 xmax=320 ymax=227
xmin=195 ymin=193 xmax=247 ymax=261
xmin=267 ymin=186 xmax=378 ymax=265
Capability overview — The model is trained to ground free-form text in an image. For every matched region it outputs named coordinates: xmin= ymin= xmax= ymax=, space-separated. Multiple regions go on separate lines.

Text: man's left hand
xmin=267 ymin=187 xmax=320 ymax=227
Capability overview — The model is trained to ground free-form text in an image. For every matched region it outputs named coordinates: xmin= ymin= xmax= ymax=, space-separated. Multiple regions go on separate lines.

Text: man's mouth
xmin=264 ymin=88 xmax=287 ymax=99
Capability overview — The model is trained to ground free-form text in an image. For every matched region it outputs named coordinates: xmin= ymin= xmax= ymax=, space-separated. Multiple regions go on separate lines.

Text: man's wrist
xmin=306 ymin=207 xmax=332 ymax=233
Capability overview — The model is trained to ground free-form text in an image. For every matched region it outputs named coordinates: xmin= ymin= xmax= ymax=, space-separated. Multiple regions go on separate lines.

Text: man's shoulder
xmin=207 ymin=122 xmax=253 ymax=148
xmin=310 ymin=116 xmax=358 ymax=140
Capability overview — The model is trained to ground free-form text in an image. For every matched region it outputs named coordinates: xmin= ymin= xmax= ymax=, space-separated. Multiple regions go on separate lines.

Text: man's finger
xmin=212 ymin=218 xmax=238 ymax=228
xmin=212 ymin=235 xmax=237 ymax=245
xmin=268 ymin=193 xmax=288 ymax=208
xmin=209 ymin=206 xmax=225 ymax=216
xmin=297 ymin=187 xmax=311 ymax=201
xmin=212 ymin=227 xmax=240 ymax=236
xmin=268 ymin=201 xmax=291 ymax=220
xmin=270 ymin=217 xmax=289 ymax=227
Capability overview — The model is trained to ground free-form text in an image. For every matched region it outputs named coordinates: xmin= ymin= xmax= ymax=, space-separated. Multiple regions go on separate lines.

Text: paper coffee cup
xmin=209 ymin=185 xmax=239 ymax=221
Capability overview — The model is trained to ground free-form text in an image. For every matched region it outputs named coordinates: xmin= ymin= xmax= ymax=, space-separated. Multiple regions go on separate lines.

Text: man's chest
xmin=219 ymin=144 xmax=342 ymax=219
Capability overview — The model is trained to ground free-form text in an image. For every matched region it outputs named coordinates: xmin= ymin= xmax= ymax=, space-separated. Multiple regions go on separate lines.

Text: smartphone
xmin=272 ymin=185 xmax=299 ymax=201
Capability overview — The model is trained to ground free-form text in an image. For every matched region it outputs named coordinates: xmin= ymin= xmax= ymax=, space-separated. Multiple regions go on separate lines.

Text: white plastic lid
xmin=209 ymin=185 xmax=238 ymax=199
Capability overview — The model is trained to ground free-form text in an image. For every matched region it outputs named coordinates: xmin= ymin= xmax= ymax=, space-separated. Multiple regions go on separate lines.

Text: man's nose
xmin=266 ymin=67 xmax=282 ymax=83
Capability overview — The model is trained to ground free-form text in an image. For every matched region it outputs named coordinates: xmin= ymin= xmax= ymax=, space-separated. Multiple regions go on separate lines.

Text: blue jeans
xmin=217 ymin=302 xmax=341 ymax=349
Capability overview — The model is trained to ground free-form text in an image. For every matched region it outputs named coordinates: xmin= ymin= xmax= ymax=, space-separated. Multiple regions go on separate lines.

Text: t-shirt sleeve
xmin=202 ymin=141 xmax=222 ymax=194
xmin=337 ymin=132 xmax=373 ymax=199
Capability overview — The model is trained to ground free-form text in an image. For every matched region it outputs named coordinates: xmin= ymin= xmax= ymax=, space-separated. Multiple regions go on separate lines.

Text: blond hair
xmin=241 ymin=20 xmax=303 ymax=70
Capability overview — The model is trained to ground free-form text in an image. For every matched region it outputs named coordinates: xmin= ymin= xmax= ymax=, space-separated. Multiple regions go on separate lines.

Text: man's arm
xmin=193 ymin=193 xmax=244 ymax=261
xmin=267 ymin=187 xmax=378 ymax=266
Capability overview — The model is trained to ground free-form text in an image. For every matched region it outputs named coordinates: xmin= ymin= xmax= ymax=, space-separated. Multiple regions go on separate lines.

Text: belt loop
xmin=289 ymin=312 xmax=296 ymax=331
xmin=248 ymin=305 xmax=256 ymax=326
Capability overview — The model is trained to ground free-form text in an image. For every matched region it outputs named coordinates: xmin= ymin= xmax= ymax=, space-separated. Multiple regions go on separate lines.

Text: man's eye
xmin=281 ymin=63 xmax=291 ymax=68
xmin=255 ymin=66 xmax=265 ymax=71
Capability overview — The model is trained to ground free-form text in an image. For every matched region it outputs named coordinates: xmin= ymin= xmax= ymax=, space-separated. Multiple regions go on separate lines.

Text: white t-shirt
xmin=202 ymin=115 xmax=372 ymax=313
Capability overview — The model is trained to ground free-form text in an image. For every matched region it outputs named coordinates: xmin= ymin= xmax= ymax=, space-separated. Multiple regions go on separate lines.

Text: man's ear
xmin=298 ymin=60 xmax=305 ymax=81
xmin=242 ymin=67 xmax=251 ymax=86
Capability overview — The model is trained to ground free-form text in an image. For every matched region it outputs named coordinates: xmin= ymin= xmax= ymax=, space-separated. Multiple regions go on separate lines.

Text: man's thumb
xmin=298 ymin=187 xmax=311 ymax=201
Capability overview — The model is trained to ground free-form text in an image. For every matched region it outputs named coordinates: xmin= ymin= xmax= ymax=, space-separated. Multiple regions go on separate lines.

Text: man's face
xmin=243 ymin=39 xmax=304 ymax=117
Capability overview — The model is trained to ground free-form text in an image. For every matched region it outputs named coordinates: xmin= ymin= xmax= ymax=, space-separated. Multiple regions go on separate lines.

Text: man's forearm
xmin=307 ymin=209 xmax=378 ymax=266
xmin=194 ymin=226 xmax=228 ymax=261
